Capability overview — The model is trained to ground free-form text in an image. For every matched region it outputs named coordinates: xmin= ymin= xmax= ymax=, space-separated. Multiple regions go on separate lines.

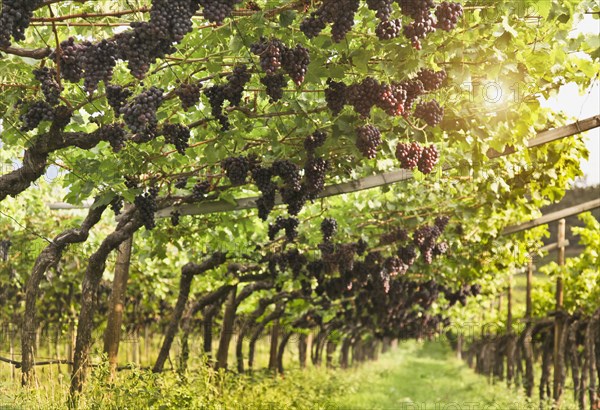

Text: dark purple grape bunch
xmin=98 ymin=123 xmax=128 ymax=153
xmin=80 ymin=39 xmax=118 ymax=93
xmin=261 ymin=74 xmax=287 ymax=103
xmin=395 ymin=142 xmax=423 ymax=170
xmin=269 ymin=216 xmax=299 ymax=242
xmin=198 ymin=0 xmax=242 ymax=25
xmin=106 ymin=84 xmax=133 ymax=117
xmin=134 ymin=187 xmax=159 ymax=230
xmin=272 ymin=159 xmax=302 ymax=192
xmin=324 ymin=79 xmax=347 ymax=115
xmin=170 ymin=211 xmax=181 ymax=227
xmin=19 ymin=100 xmax=54 ymax=131
xmin=414 ymin=100 xmax=444 ymax=126
xmin=222 ymin=156 xmax=250 ymax=186
xmin=110 ymin=195 xmax=124 ymax=215
xmin=299 ymin=0 xmax=360 ymax=43
xmin=282 ymin=44 xmax=310 ymax=86
xmin=192 ymin=180 xmax=211 ymax=199
xmin=162 ymin=124 xmax=190 ymax=155
xmin=380 ymin=228 xmax=409 ymax=245
xmin=304 ymin=130 xmax=327 ymax=154
xmin=400 ymin=78 xmax=425 ymax=114
xmin=120 ymin=86 xmax=164 ymax=140
xmin=51 ymin=37 xmax=85 ymax=82
xmin=367 ymin=0 xmax=394 ymax=21
xmin=33 ymin=67 xmax=62 ymax=106
xmin=224 ymin=64 xmax=251 ymax=106
xmin=251 ymin=37 xmax=285 ymax=75
xmin=435 ymin=2 xmax=463 ymax=31
xmin=321 ymin=218 xmax=338 ymax=242
xmin=417 ymin=144 xmax=440 ymax=174
xmin=417 ymin=68 xmax=447 ymax=92
xmin=304 ymin=157 xmax=329 ymax=199
xmin=376 ymin=18 xmax=402 ymax=40
xmin=175 ymin=82 xmax=202 ymax=111
xmin=355 ymin=125 xmax=382 ymax=159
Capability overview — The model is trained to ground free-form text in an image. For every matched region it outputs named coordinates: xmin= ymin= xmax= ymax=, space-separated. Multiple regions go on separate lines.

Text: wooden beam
xmin=528 ymin=115 xmax=600 ymax=148
xmin=537 ymin=240 xmax=571 ymax=253
xmin=503 ymin=199 xmax=600 ymax=235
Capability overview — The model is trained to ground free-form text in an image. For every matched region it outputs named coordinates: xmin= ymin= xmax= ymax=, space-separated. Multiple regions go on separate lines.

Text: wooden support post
xmin=506 ymin=273 xmax=515 ymax=386
xmin=268 ymin=319 xmax=280 ymax=371
xmin=526 ymin=259 xmax=533 ymax=320
xmin=215 ymin=286 xmax=237 ymax=370
xmin=103 ymin=235 xmax=133 ymax=380
xmin=553 ymin=219 xmax=566 ymax=406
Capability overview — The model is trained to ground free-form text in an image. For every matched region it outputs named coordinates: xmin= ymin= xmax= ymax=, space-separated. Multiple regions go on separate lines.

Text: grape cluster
xmin=395 ymin=141 xmax=423 ymax=170
xmin=376 ymin=19 xmax=402 ymax=40
xmin=280 ymin=187 xmax=307 ymax=215
xmin=304 ymin=130 xmax=327 ymax=153
xmin=98 ymin=123 xmax=128 ymax=153
xmin=400 ymin=5 xmax=436 ymax=49
xmin=224 ymin=65 xmax=251 ymax=105
xmin=268 ymin=216 xmax=299 ymax=242
xmin=434 ymin=215 xmax=450 ymax=231
xmin=400 ymin=78 xmax=425 ymax=114
xmin=120 ymin=86 xmax=164 ymax=140
xmin=417 ymin=144 xmax=440 ymax=174
xmin=417 ymin=68 xmax=447 ymax=91
xmin=106 ymin=84 xmax=133 ymax=116
xmin=115 ymin=22 xmax=175 ymax=79
xmin=257 ymin=189 xmax=276 ymax=220
xmin=435 ymin=2 xmax=463 ymax=31
xmin=124 ymin=176 xmax=140 ymax=189
xmin=321 ymin=218 xmax=337 ymax=242
xmin=282 ymin=44 xmax=310 ymax=86
xmin=52 ymin=38 xmax=85 ymax=83
xmin=385 ymin=256 xmax=407 ymax=277
xmin=33 ymin=67 xmax=62 ymax=106
xmin=170 ymin=211 xmax=181 ymax=226
xmin=334 ymin=77 xmax=406 ymax=118
xmin=304 ymin=157 xmax=329 ymax=199
xmin=80 ymin=39 xmax=118 ymax=93
xmin=110 ymin=196 xmax=124 ymax=216
xmin=222 ymin=156 xmax=250 ymax=185
xmin=251 ymin=166 xmax=275 ymax=193
xmin=251 ymin=38 xmax=285 ymax=75
xmin=380 ymin=228 xmax=408 ymax=245
xmin=19 ymin=100 xmax=54 ymax=131
xmin=272 ymin=159 xmax=301 ymax=191
xmin=300 ymin=0 xmax=360 ymax=43
xmin=246 ymin=1 xmax=261 ymax=11
xmin=199 ymin=0 xmax=241 ymax=25
xmin=260 ymin=74 xmax=287 ymax=102
xmin=324 ymin=79 xmax=347 ymax=115
xmin=204 ymin=85 xmax=229 ymax=131
xmin=192 ymin=180 xmax=211 ymax=199
xmin=397 ymin=245 xmax=417 ymax=265
xmin=134 ymin=188 xmax=158 ymax=230
xmin=150 ymin=0 xmax=196 ymax=41
xmin=0 ymin=0 xmax=41 ymax=48
xmin=175 ymin=82 xmax=202 ymax=110
xmin=378 ymin=83 xmax=407 ymax=116
xmin=174 ymin=177 xmax=188 ymax=189
xmin=162 ymin=124 xmax=190 ymax=155
xmin=414 ymin=99 xmax=444 ymax=126
xmin=398 ymin=0 xmax=435 ymax=20
xmin=346 ymin=77 xmax=382 ymax=117
xmin=355 ymin=125 xmax=382 ymax=159
xmin=366 ymin=0 xmax=394 ymax=21
xmin=251 ymin=38 xmax=310 ymax=86
xmin=205 ymin=65 xmax=250 ymax=131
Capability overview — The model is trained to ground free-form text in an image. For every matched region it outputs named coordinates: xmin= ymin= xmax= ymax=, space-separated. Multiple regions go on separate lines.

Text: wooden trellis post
xmin=553 ymin=218 xmax=566 ymax=406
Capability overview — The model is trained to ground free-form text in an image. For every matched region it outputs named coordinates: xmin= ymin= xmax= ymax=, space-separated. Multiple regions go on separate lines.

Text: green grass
xmin=0 ymin=340 xmax=578 ymax=409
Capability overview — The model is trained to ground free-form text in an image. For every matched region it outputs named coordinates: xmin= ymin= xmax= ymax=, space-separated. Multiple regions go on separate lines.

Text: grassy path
xmin=332 ymin=340 xmax=575 ymax=410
